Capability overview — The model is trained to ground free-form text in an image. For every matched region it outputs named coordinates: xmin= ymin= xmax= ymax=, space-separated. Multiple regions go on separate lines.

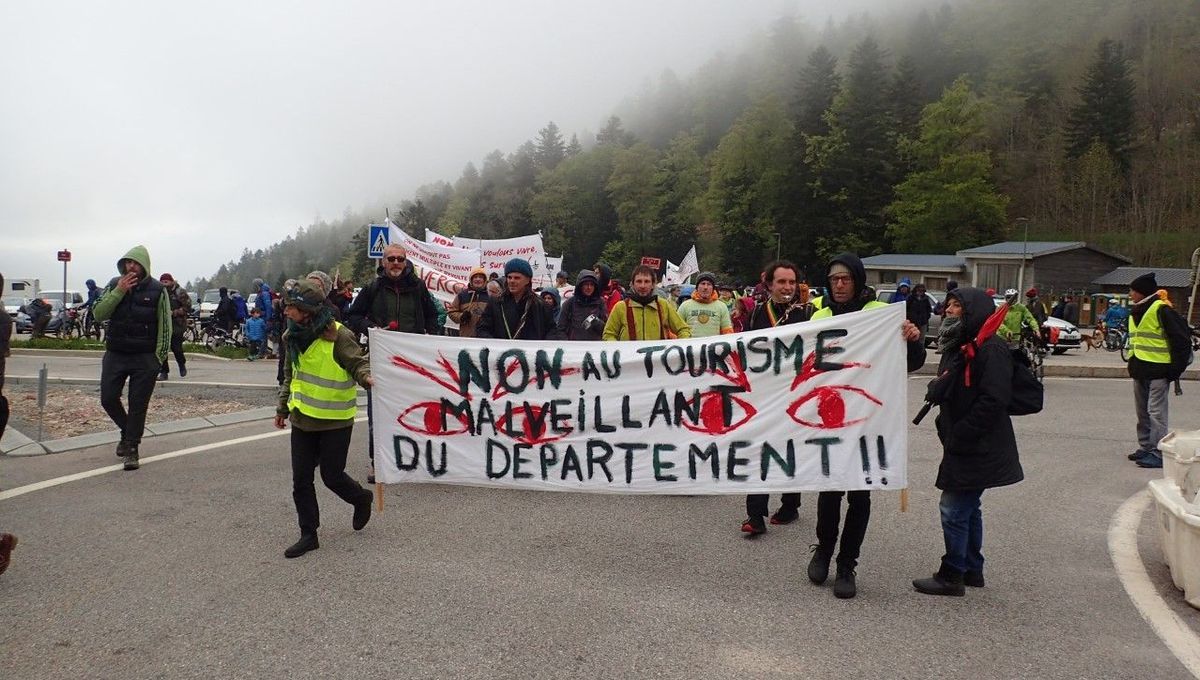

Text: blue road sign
xmin=368 ymin=224 xmax=390 ymax=258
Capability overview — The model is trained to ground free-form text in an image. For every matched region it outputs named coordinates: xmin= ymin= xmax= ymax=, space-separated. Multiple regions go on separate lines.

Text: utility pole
xmin=1015 ymin=218 xmax=1030 ymax=293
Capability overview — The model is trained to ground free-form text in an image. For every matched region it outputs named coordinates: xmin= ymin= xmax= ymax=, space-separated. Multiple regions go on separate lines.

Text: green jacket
xmin=999 ymin=303 xmax=1039 ymax=342
xmin=93 ymin=245 xmax=172 ymax=364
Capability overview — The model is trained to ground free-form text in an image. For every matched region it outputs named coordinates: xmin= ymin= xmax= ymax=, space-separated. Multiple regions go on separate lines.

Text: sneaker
xmin=179 ymin=364 xmax=187 ymax=377
xmin=1135 ymin=451 xmax=1164 ymax=469
xmin=964 ymin=570 xmax=985 ymax=588
xmin=833 ymin=565 xmax=857 ymax=599
xmin=740 ymin=516 xmax=766 ymax=536
xmin=123 ymin=449 xmax=140 ymax=471
xmin=284 ymin=535 xmax=319 ymax=559
xmin=1128 ymin=449 xmax=1149 ymax=461
xmin=115 ymin=439 xmax=133 ymax=459
xmin=769 ymin=507 xmax=799 ymax=525
xmin=246 ymin=356 xmax=256 ymax=362
xmin=352 ymin=493 xmax=373 ymax=531
xmin=0 ymin=533 xmax=17 ymax=575
xmin=807 ymin=545 xmax=832 ymax=584
xmin=157 ymin=372 xmax=168 ymax=381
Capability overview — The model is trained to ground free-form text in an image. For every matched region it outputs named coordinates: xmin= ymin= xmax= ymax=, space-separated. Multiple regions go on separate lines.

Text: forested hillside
xmin=197 ymin=0 xmax=1200 ymax=292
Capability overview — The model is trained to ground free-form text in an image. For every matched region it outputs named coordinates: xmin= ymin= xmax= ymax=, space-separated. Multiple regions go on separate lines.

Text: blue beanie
xmin=504 ymin=258 xmax=533 ymax=278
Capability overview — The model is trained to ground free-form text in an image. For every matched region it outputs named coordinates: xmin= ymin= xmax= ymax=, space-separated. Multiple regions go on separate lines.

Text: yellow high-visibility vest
xmin=287 ymin=321 xmax=359 ymax=420
xmin=1128 ymin=299 xmax=1171 ymax=364
xmin=811 ymin=299 xmax=887 ymax=319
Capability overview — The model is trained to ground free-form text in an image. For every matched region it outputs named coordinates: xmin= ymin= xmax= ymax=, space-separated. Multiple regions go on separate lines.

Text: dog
xmin=1083 ymin=327 xmax=1104 ymax=351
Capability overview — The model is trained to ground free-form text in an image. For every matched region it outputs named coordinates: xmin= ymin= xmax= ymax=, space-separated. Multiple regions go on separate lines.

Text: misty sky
xmin=1 ymin=0 xmax=890 ymax=291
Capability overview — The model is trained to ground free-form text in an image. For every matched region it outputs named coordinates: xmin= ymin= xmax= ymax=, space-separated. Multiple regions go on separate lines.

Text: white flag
xmin=677 ymin=245 xmax=699 ymax=282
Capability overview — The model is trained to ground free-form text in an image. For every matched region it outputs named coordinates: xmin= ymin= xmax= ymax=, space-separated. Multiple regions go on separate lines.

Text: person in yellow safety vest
xmin=1126 ymin=273 xmax=1193 ymax=469
xmin=805 ymin=253 xmax=927 ymax=601
xmin=275 ymin=280 xmax=374 ymax=559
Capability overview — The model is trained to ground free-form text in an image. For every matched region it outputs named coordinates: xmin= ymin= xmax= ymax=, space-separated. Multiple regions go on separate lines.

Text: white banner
xmin=663 ymin=260 xmax=682 ymax=285
xmin=425 ymin=228 xmax=550 ymax=282
xmin=388 ymin=223 xmax=481 ymax=282
xmin=677 ymin=245 xmax=699 ymax=282
xmin=370 ymin=304 xmax=909 ymax=494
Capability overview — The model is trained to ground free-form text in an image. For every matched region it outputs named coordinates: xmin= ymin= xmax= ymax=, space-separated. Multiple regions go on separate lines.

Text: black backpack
xmin=914 ymin=341 xmax=1043 ymax=424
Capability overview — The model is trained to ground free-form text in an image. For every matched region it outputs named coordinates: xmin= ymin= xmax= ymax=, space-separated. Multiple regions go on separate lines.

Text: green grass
xmin=12 ymin=337 xmax=249 ymax=359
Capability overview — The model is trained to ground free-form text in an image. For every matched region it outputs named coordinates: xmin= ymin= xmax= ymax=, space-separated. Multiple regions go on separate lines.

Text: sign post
xmin=57 ymin=249 xmax=71 ymax=307
xmin=367 ymin=217 xmax=393 ymax=510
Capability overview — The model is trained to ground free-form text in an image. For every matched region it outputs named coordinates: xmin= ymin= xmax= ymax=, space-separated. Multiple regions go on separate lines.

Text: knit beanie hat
xmin=1130 ymin=272 xmax=1158 ymax=296
xmin=697 ymin=272 xmax=717 ymax=286
xmin=306 ymin=270 xmax=333 ymax=297
xmin=504 ymin=258 xmax=533 ymax=278
xmin=285 ymin=280 xmax=325 ymax=313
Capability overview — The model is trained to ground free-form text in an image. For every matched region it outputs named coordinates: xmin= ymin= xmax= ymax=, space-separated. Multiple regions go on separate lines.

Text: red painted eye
xmin=397 ymin=401 xmax=470 ymax=436
xmin=682 ymin=391 xmax=757 ymax=435
xmin=787 ymin=385 xmax=882 ymax=429
xmin=495 ymin=404 xmax=571 ymax=445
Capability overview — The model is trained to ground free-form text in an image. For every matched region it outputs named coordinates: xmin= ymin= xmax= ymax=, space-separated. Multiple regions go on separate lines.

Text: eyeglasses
xmin=385 ymin=256 xmax=405 ymax=263
xmin=828 ymin=275 xmax=853 ymax=284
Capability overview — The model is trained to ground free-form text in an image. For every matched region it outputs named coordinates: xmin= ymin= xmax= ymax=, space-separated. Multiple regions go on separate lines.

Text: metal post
xmin=62 ymin=259 xmax=68 ymax=307
xmin=1016 ymin=218 xmax=1030 ymax=294
xmin=37 ymin=363 xmax=48 ymax=441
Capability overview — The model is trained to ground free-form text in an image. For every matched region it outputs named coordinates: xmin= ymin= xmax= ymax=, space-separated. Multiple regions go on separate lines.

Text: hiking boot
xmin=769 ymin=507 xmax=799 ymax=525
xmin=833 ymin=565 xmax=857 ymax=599
xmin=964 ymin=570 xmax=985 ymax=588
xmin=115 ymin=439 xmax=133 ymax=459
xmin=157 ymin=372 xmax=168 ymax=381
xmin=807 ymin=545 xmax=832 ymax=585
xmin=913 ymin=567 xmax=966 ymax=597
xmin=1135 ymin=451 xmax=1164 ymax=469
xmin=179 ymin=363 xmax=187 ymax=377
xmin=123 ymin=448 xmax=140 ymax=471
xmin=284 ymin=535 xmax=319 ymax=559
xmin=0 ymin=533 xmax=17 ymax=575
xmin=741 ymin=516 xmax=766 ymax=536
xmin=352 ymin=493 xmax=373 ymax=531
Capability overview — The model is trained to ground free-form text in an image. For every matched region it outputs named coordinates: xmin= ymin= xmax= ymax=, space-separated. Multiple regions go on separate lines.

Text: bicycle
xmin=202 ymin=319 xmax=247 ymax=351
xmin=1019 ymin=327 xmax=1047 ymax=383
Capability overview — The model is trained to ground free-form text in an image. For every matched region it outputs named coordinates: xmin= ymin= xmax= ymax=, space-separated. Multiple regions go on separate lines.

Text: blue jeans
xmin=940 ymin=489 xmax=984 ymax=574
xmin=1133 ymin=378 xmax=1170 ymax=455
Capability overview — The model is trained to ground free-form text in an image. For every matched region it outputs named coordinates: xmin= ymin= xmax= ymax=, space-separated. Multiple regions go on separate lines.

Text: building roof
xmin=955 ymin=241 xmax=1131 ymax=263
xmin=860 ymin=254 xmax=966 ymax=269
xmin=1092 ymin=267 xmax=1194 ymax=288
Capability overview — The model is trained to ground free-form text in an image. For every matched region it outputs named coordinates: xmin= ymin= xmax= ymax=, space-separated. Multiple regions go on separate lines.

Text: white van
xmin=40 ymin=289 xmax=85 ymax=309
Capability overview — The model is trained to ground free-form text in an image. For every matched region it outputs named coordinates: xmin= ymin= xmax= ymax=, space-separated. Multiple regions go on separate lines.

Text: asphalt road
xmin=1 ymin=377 xmax=1198 ymax=679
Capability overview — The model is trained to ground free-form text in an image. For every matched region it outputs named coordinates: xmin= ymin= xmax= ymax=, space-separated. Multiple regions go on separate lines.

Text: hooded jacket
xmin=93 ymin=245 xmax=172 ymax=362
xmin=346 ymin=262 xmax=439 ymax=336
xmin=556 ymin=270 xmax=608 ymax=341
xmin=891 ymin=277 xmax=912 ymax=304
xmin=448 ymin=269 xmax=490 ymax=337
xmin=818 ymin=253 xmax=926 ymax=372
xmin=933 ymin=287 xmax=1024 ymax=492
xmin=539 ymin=286 xmax=561 ymax=320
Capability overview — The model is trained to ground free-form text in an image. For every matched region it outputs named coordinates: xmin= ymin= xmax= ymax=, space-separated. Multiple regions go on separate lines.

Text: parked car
xmin=15 ymin=298 xmax=65 ymax=333
xmin=2 ymin=295 xmax=28 ymax=313
xmin=875 ymin=288 xmax=944 ymax=347
xmin=40 ymin=290 xmax=85 ymax=309
xmin=199 ymin=288 xmax=239 ymax=320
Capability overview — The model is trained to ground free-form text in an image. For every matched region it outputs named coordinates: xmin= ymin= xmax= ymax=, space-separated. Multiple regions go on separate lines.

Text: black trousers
xmin=815 ymin=490 xmax=872 ymax=568
xmin=100 ymin=351 xmax=160 ymax=445
xmin=161 ymin=332 xmax=185 ymax=374
xmin=745 ymin=493 xmax=800 ymax=518
xmin=291 ymin=425 xmax=369 ymax=537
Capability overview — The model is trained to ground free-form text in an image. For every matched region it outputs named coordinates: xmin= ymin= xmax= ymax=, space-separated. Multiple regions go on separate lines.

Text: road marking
xmin=1109 ymin=489 xmax=1200 ymax=678
xmin=0 ymin=416 xmax=367 ymax=502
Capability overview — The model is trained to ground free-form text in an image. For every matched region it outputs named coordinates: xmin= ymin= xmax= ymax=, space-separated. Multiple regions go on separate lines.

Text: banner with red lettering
xmin=369 ymin=304 xmax=909 ymax=494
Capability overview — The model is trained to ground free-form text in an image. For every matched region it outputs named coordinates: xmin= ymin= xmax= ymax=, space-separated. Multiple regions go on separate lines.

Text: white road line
xmin=1109 ymin=489 xmax=1200 ymax=678
xmin=0 ymin=416 xmax=366 ymax=502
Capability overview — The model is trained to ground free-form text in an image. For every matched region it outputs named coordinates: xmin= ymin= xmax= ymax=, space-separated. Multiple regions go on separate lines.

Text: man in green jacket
xmin=92 ymin=245 xmax=171 ymax=470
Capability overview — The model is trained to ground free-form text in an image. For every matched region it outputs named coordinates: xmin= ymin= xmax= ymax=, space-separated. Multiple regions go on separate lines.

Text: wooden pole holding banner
xmin=376 ymin=481 xmax=384 ymax=511
xmin=900 ymin=488 xmax=909 ymax=512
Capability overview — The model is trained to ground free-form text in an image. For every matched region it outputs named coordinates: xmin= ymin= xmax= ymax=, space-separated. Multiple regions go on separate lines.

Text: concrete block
xmin=42 ymin=430 xmax=122 ymax=454
xmin=205 ymin=407 xmax=277 ymax=426
xmin=145 ymin=417 xmax=213 ymax=436
xmin=1 ymin=426 xmax=44 ymax=455
xmin=7 ymin=442 xmax=49 ymax=456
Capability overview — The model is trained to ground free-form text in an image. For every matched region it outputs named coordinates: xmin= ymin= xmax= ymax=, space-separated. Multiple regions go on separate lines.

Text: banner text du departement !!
xmin=370 ymin=304 xmax=908 ymax=494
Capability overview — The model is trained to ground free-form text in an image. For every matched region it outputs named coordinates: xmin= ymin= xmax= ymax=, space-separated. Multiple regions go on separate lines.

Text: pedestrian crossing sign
xmin=368 ymin=224 xmax=390 ymax=258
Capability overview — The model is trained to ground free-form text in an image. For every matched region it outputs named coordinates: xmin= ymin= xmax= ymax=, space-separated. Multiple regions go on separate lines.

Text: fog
xmin=1 ymin=0 xmax=901 ymax=291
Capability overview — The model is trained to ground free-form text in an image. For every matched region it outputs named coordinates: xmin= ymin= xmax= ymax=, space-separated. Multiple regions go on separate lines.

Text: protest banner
xmin=425 ymin=228 xmax=551 ymax=282
xmin=370 ymin=304 xmax=909 ymax=494
xmin=388 ymin=223 xmax=481 ymax=282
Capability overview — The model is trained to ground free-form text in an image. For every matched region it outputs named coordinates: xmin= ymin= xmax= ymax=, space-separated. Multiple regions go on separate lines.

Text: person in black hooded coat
xmin=913 ymin=286 xmax=1023 ymax=597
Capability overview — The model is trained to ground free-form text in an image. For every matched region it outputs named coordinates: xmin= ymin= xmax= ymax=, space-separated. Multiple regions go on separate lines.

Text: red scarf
xmin=960 ymin=302 xmax=1009 ymax=386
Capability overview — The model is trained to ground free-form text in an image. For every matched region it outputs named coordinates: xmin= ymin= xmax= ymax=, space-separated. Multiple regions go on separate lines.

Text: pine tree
xmin=565 ymin=133 xmax=583 ymax=158
xmin=535 ymin=121 xmax=566 ymax=170
xmin=1065 ymin=39 xmax=1136 ymax=173
xmin=596 ymin=115 xmax=636 ymax=148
